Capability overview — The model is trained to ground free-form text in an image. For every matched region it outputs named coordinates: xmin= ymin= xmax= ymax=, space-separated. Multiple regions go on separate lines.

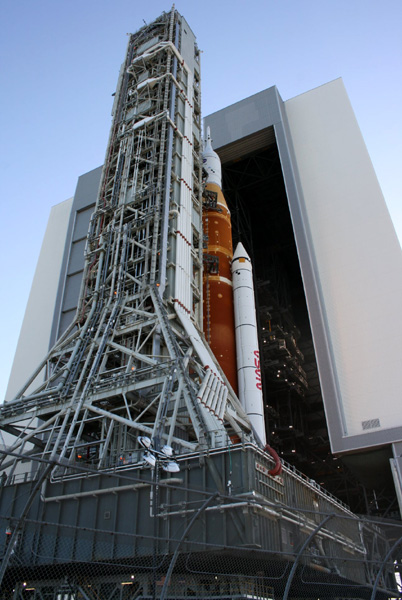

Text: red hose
xmin=264 ymin=444 xmax=282 ymax=476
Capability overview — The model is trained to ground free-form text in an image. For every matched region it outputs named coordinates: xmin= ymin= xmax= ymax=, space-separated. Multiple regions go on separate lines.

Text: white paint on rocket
xmin=231 ymin=242 xmax=266 ymax=445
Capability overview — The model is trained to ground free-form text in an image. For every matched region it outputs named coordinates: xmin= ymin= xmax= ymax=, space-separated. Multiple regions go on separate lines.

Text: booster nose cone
xmin=231 ymin=242 xmax=252 ymax=271
xmin=203 ymin=126 xmax=222 ymax=187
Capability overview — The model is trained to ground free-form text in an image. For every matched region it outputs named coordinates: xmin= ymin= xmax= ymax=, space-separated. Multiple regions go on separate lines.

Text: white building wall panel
xmin=5 ymin=198 xmax=73 ymax=401
xmin=284 ymin=78 xmax=402 ymax=441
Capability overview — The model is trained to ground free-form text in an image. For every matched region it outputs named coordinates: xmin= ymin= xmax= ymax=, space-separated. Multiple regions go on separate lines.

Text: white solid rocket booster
xmin=231 ymin=242 xmax=266 ymax=445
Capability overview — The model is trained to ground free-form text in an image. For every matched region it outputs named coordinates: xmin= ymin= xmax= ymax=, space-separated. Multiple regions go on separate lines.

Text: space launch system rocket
xmin=202 ymin=128 xmax=238 ymax=393
xmin=202 ymin=128 xmax=267 ymax=445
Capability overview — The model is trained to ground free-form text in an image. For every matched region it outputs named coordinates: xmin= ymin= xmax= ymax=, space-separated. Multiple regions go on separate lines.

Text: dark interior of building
xmin=220 ymin=135 xmax=398 ymax=519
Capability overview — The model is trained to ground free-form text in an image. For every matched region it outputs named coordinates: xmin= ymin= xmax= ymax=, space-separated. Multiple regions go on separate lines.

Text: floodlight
xmin=138 ymin=436 xmax=152 ymax=449
xmin=143 ymin=452 xmax=156 ymax=467
xmin=161 ymin=445 xmax=173 ymax=457
xmin=162 ymin=461 xmax=180 ymax=473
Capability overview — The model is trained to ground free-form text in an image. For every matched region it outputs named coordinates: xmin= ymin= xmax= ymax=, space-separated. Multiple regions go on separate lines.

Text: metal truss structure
xmin=0 ymin=9 xmax=401 ymax=599
xmin=0 ymin=8 xmax=252 ymax=482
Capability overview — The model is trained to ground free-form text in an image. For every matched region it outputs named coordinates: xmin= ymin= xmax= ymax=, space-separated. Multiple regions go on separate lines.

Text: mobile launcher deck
xmin=0 ymin=443 xmax=399 ymax=599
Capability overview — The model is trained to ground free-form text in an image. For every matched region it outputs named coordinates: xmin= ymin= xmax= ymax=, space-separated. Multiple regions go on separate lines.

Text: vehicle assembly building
xmin=1 ymin=7 xmax=402 ymax=600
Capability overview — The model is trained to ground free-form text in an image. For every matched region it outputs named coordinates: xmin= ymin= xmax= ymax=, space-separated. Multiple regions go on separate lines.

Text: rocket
xmin=231 ymin=242 xmax=266 ymax=445
xmin=202 ymin=128 xmax=267 ymax=446
xmin=202 ymin=128 xmax=238 ymax=393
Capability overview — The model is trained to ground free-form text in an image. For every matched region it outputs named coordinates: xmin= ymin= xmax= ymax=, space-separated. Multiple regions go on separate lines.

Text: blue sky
xmin=0 ymin=0 xmax=401 ymax=400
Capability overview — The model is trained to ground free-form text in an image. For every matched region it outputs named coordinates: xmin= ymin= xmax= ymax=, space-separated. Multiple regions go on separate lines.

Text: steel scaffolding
xmin=0 ymin=8 xmax=251 ymax=484
xmin=0 ymin=9 xmax=400 ymax=599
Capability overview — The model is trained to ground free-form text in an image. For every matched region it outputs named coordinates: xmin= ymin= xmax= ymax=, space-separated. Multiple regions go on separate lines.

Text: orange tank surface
xmin=203 ymin=182 xmax=238 ymax=393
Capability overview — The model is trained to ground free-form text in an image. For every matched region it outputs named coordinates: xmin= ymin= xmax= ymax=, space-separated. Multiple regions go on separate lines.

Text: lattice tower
xmin=0 ymin=8 xmax=252 ymax=481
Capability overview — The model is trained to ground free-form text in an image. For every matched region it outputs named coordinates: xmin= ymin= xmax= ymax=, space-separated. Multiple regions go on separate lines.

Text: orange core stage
xmin=203 ymin=182 xmax=238 ymax=393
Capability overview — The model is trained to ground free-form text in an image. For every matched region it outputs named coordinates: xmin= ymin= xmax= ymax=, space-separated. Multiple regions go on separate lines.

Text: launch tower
xmin=0 ymin=9 xmax=251 ymax=476
xmin=0 ymin=8 xmax=400 ymax=599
